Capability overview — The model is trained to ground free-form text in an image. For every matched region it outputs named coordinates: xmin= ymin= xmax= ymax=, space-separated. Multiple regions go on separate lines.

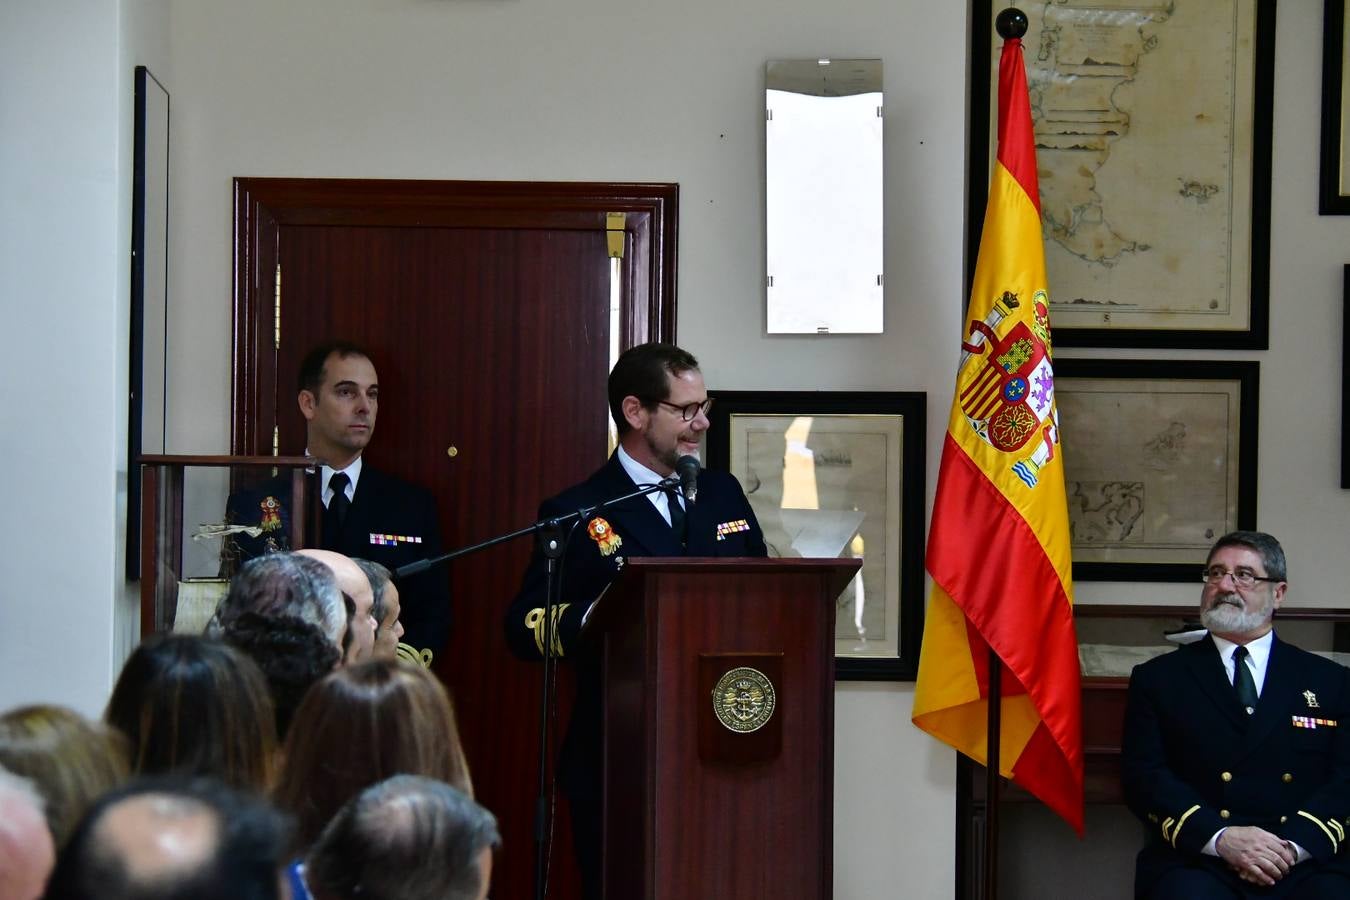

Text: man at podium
xmin=505 ymin=342 xmax=766 ymax=899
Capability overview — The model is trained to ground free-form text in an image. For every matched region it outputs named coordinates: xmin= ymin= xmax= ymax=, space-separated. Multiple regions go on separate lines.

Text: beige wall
xmin=5 ymin=1 xmax=1350 ymax=897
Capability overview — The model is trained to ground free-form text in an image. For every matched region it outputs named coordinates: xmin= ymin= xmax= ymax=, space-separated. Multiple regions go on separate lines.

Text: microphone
xmin=675 ymin=455 xmax=700 ymax=505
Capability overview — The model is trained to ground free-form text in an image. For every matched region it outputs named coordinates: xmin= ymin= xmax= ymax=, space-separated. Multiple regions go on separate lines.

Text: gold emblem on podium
xmin=712 ymin=666 xmax=777 ymax=733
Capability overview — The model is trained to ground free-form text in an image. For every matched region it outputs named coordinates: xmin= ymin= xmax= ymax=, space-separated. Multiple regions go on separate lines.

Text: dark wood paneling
xmin=231 ymin=179 xmax=676 ymax=900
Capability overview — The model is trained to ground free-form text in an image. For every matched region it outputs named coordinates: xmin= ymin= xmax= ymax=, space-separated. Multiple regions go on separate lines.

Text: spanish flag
xmin=911 ymin=30 xmax=1083 ymax=832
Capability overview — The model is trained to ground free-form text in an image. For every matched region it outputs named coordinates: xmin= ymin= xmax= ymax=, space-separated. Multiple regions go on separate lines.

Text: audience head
xmin=354 ymin=558 xmax=404 ymax=660
xmin=275 ymin=659 xmax=472 ymax=850
xmin=220 ymin=612 xmax=342 ymax=740
xmin=305 ymin=776 xmax=498 ymax=900
xmin=0 ymin=705 xmax=128 ymax=848
xmin=43 ymin=776 xmax=290 ymax=900
xmin=104 ymin=635 xmax=276 ymax=792
xmin=210 ymin=552 xmax=346 ymax=652
xmin=297 ymin=549 xmax=377 ymax=663
xmin=0 ymin=769 xmax=55 ymax=900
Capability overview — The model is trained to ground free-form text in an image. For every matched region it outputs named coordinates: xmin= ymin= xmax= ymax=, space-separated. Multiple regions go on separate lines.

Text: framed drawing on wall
xmin=970 ymin=0 xmax=1275 ymax=348
xmin=705 ymin=391 xmax=926 ymax=680
xmin=127 ymin=66 xmax=171 ymax=579
xmin=1055 ymin=359 xmax=1259 ymax=582
xmin=1322 ymin=0 xmax=1350 ymax=214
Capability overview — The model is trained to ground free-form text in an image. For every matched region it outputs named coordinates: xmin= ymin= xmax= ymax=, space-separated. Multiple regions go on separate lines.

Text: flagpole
xmin=981 ymin=11 xmax=1028 ymax=899
xmin=984 ymin=648 xmax=1002 ymax=900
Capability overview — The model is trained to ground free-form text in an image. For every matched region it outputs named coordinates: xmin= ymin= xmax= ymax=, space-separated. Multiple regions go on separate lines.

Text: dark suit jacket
xmin=224 ymin=464 xmax=450 ymax=654
xmin=1121 ymin=633 xmax=1350 ymax=897
xmin=504 ymin=453 xmax=767 ymax=796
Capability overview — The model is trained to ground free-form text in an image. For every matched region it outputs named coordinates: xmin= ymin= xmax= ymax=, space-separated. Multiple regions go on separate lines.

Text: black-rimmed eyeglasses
xmin=1201 ymin=567 xmax=1281 ymax=588
xmin=653 ymin=398 xmax=714 ymax=422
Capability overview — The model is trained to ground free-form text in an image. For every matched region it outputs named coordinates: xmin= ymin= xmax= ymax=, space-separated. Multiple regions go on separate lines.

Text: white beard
xmin=1201 ymin=592 xmax=1270 ymax=635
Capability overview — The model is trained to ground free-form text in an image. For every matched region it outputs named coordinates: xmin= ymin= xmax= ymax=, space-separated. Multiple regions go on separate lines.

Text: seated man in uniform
xmin=223 ymin=340 xmax=449 ymax=657
xmin=504 ymin=342 xmax=767 ymax=899
xmin=1122 ymin=530 xmax=1350 ymax=899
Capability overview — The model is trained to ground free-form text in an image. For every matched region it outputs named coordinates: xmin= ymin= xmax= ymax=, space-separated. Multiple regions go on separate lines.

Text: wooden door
xmin=231 ymin=178 xmax=677 ymax=900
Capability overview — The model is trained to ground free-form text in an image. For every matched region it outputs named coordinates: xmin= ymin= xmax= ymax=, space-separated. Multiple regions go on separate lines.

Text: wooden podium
xmin=589 ymin=557 xmax=861 ymax=900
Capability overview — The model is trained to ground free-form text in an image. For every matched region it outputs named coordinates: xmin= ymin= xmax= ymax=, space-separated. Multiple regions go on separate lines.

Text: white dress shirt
xmin=615 ymin=445 xmax=683 ymax=525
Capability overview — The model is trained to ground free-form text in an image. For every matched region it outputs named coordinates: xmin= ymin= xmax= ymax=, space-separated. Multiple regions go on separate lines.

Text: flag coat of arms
xmin=911 ymin=29 xmax=1083 ymax=832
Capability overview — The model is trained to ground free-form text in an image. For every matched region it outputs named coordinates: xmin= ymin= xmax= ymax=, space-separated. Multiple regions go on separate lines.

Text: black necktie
xmin=1233 ymin=645 xmax=1258 ymax=714
xmin=326 ymin=471 xmax=351 ymax=535
xmin=666 ymin=488 xmax=686 ymax=546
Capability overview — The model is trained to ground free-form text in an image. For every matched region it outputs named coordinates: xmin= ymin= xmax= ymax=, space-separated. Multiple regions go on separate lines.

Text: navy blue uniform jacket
xmin=224 ymin=465 xmax=450 ymax=654
xmin=503 ymin=453 xmax=767 ymax=799
xmin=1121 ymin=633 xmax=1350 ymax=896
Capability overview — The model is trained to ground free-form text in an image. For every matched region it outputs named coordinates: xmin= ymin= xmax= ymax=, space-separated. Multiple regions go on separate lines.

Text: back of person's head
xmin=104 ymin=635 xmax=276 ymax=791
xmin=0 ymin=705 xmax=128 ymax=848
xmin=221 ymin=611 xmax=341 ymax=740
xmin=0 ymin=768 xmax=55 ymax=900
xmin=210 ymin=552 xmax=346 ymax=650
xmin=305 ymin=776 xmax=498 ymax=900
xmin=607 ymin=342 xmax=700 ymax=434
xmin=43 ymin=775 xmax=289 ymax=900
xmin=274 ymin=659 xmax=472 ymax=849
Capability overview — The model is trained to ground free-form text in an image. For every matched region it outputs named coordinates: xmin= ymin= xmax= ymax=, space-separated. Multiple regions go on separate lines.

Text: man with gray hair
xmin=304 ymin=775 xmax=499 ymax=900
xmin=1122 ymin=531 xmax=1350 ymax=899
xmin=0 ymin=768 xmax=54 ymax=900
xmin=42 ymin=775 xmax=289 ymax=900
xmin=207 ymin=551 xmax=347 ymax=651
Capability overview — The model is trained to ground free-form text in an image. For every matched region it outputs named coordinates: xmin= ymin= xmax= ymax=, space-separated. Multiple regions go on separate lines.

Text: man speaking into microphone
xmin=504 ymin=342 xmax=766 ymax=899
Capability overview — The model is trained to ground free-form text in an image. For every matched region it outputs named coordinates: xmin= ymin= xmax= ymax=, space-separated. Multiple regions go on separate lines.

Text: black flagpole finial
xmin=995 ymin=7 xmax=1029 ymax=40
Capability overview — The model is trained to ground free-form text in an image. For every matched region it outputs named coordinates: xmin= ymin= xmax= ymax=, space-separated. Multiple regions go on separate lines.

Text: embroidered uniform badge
xmin=1304 ymin=690 xmax=1320 ymax=708
xmin=587 ymin=517 xmax=622 ymax=556
xmin=259 ymin=496 xmax=282 ymax=532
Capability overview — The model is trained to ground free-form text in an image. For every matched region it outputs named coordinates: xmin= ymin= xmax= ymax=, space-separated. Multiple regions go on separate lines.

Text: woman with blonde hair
xmin=0 ymin=705 xmax=129 ymax=847
xmin=273 ymin=657 xmax=472 ymax=851
xmin=104 ymin=634 xmax=277 ymax=792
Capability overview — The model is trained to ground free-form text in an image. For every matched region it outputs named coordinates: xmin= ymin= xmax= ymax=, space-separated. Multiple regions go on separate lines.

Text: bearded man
xmin=503 ymin=342 xmax=766 ymax=899
xmin=1122 ymin=531 xmax=1350 ymax=899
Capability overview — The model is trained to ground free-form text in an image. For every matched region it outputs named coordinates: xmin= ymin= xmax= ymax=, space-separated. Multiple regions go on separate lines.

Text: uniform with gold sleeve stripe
xmin=1122 ymin=633 xmax=1350 ymax=897
xmin=503 ymin=452 xmax=766 ymax=898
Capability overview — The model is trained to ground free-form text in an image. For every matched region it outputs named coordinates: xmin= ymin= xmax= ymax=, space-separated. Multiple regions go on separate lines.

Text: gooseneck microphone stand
xmin=396 ymin=475 xmax=682 ymax=900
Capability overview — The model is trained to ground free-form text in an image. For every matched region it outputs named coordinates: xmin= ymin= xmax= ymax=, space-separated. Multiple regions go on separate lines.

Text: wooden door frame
xmin=230 ymin=177 xmax=678 ymax=454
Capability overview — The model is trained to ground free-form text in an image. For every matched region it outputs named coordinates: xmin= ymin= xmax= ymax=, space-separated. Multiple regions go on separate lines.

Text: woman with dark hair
xmin=104 ymin=634 xmax=277 ymax=792
xmin=273 ymin=658 xmax=473 ymax=851
xmin=0 ymin=705 xmax=129 ymax=847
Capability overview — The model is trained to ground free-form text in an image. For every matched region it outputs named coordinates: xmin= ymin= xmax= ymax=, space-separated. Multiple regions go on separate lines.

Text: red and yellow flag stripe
xmin=911 ymin=33 xmax=1083 ymax=833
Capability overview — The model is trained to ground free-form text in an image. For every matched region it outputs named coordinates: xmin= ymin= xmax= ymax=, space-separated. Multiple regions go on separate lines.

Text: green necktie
xmin=1233 ymin=645 xmax=1258 ymax=714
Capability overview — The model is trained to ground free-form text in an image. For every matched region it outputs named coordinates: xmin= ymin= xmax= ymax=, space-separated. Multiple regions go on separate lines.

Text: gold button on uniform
xmin=1147 ymin=813 xmax=1158 ymax=823
xmin=1282 ymin=773 xmax=1293 ymax=783
xmin=1220 ymin=810 xmax=1231 ymax=819
xmin=1281 ymin=816 xmax=1289 ymax=824
xmin=1221 ymin=772 xmax=1233 ymax=782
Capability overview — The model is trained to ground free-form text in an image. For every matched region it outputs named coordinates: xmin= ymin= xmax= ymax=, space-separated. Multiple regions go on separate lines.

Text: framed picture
xmin=1055 ymin=359 xmax=1259 ymax=581
xmin=127 ymin=66 xmax=171 ymax=579
xmin=1342 ymin=266 xmax=1350 ymax=487
xmin=970 ymin=0 xmax=1275 ymax=348
xmin=705 ymin=391 xmax=926 ymax=680
xmin=1322 ymin=1 xmax=1350 ymax=214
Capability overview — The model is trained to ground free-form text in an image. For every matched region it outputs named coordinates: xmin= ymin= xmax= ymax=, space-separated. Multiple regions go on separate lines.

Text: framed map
xmin=1055 ymin=358 xmax=1259 ymax=581
xmin=970 ymin=0 xmax=1275 ymax=348
xmin=705 ymin=391 xmax=926 ymax=680
xmin=1321 ymin=0 xmax=1350 ymax=214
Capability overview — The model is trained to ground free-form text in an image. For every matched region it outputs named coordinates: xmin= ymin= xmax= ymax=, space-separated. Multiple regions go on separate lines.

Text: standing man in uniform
xmin=504 ymin=342 xmax=767 ymax=899
xmin=225 ymin=341 xmax=449 ymax=656
xmin=1122 ymin=531 xmax=1350 ymax=899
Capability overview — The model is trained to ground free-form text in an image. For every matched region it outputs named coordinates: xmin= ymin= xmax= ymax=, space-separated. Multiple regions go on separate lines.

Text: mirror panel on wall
xmin=766 ymin=58 xmax=883 ymax=334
